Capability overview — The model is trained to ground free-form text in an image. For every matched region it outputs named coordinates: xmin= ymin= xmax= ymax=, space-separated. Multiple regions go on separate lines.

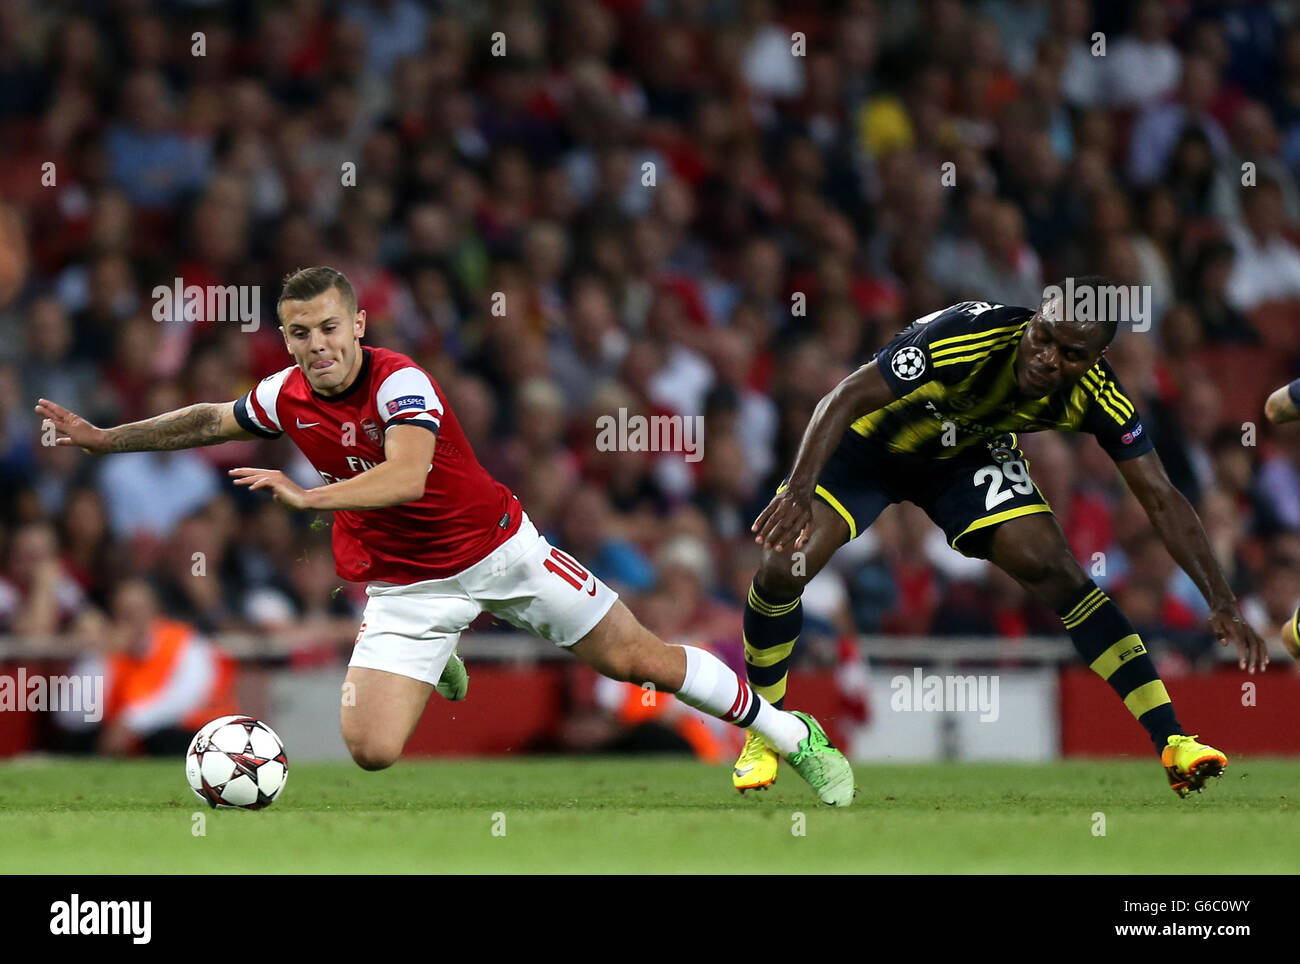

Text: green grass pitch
xmin=1 ymin=756 xmax=1297 ymax=874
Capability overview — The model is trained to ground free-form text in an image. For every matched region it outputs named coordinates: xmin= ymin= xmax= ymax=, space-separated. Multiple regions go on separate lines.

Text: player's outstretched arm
xmin=1264 ymin=383 xmax=1300 ymax=424
xmin=1117 ymin=450 xmax=1269 ymax=673
xmin=34 ymin=398 xmax=254 ymax=454
xmin=230 ymin=422 xmax=435 ymax=511
xmin=753 ymin=361 xmax=895 ymax=552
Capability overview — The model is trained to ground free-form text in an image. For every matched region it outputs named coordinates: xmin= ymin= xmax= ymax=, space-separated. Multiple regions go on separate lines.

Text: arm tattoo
xmin=105 ymin=404 xmax=229 ymax=452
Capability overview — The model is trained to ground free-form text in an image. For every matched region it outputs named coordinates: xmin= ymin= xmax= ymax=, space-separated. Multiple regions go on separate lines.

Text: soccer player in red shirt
xmin=37 ymin=266 xmax=853 ymax=805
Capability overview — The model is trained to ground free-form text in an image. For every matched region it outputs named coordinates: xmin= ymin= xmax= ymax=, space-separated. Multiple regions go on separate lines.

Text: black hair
xmin=1038 ymin=275 xmax=1123 ymax=348
xmin=276 ymin=266 xmax=357 ymax=321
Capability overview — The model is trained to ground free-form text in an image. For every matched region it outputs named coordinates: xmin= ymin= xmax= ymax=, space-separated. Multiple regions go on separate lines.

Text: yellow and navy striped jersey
xmin=859 ymin=301 xmax=1154 ymax=462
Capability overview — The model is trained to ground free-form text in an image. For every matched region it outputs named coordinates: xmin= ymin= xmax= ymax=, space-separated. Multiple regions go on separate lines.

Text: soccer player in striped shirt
xmin=735 ymin=284 xmax=1267 ymax=798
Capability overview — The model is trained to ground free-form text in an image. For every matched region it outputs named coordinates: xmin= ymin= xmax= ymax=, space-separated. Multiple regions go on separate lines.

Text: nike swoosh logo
xmin=734 ymin=765 xmax=754 ymax=777
xmin=297 ymin=419 xmax=319 ymax=428
xmin=587 ymin=583 xmax=597 ymax=596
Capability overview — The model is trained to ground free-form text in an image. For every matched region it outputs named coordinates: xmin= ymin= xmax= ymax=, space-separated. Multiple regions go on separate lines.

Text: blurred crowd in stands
xmin=1 ymin=0 xmax=1300 ymax=680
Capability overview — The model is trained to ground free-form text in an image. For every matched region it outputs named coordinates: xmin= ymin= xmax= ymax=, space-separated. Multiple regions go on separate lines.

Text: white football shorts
xmin=348 ymin=513 xmax=619 ymax=686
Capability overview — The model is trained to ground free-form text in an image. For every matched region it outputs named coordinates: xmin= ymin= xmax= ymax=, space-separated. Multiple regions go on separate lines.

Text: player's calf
xmin=571 ymin=602 xmax=855 ymax=805
xmin=988 ymin=520 xmax=1186 ymax=756
xmin=574 ymin=613 xmax=681 ymax=687
xmin=733 ymin=527 xmax=843 ymax=795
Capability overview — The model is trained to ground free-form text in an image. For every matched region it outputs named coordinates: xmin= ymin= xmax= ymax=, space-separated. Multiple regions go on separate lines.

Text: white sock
xmin=673 ymin=645 xmax=809 ymax=755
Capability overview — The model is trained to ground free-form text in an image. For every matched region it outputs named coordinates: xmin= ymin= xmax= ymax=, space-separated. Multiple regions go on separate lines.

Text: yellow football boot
xmin=1281 ymin=608 xmax=1300 ymax=661
xmin=733 ymin=728 xmax=779 ymax=793
xmin=1161 ymin=734 xmax=1227 ymax=798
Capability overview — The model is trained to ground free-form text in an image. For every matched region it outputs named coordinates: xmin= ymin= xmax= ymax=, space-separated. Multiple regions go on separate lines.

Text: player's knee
xmin=1009 ymin=550 xmax=1051 ymax=586
xmin=351 ymin=748 xmax=398 ymax=772
xmin=346 ymin=736 xmax=401 ymax=772
xmin=1006 ymin=544 xmax=1080 ymax=594
xmin=755 ymin=554 xmax=806 ymax=601
xmin=1005 ymin=546 xmax=1060 ymax=587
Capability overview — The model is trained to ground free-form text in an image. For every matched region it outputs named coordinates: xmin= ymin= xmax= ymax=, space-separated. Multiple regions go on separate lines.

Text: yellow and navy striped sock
xmin=743 ymin=581 xmax=802 ymax=710
xmin=1058 ymin=580 xmax=1182 ymax=754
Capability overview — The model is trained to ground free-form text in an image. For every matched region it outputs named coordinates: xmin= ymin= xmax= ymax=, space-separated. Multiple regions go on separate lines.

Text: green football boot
xmin=784 ymin=710 xmax=855 ymax=806
xmin=436 ymin=651 xmax=469 ymax=701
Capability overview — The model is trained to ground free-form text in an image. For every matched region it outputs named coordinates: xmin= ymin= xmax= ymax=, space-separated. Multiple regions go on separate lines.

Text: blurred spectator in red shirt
xmin=0 ymin=521 xmax=85 ymax=635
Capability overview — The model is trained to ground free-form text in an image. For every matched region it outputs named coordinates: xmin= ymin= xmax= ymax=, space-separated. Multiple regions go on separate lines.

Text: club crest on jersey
xmin=361 ymin=417 xmax=381 ymax=443
xmin=386 ymin=395 xmax=425 ymax=416
xmin=891 ymin=346 xmax=927 ymax=381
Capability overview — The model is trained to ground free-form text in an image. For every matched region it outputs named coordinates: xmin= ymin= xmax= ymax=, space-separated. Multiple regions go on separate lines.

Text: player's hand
xmin=752 ymin=487 xmax=814 ymax=553
xmin=229 ymin=467 xmax=311 ymax=510
xmin=1209 ymin=604 xmax=1269 ymax=674
xmin=34 ymin=398 xmax=110 ymax=454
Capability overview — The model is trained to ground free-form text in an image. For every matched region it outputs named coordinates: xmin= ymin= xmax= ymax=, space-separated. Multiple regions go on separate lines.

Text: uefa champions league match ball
xmin=185 ymin=715 xmax=289 ymax=810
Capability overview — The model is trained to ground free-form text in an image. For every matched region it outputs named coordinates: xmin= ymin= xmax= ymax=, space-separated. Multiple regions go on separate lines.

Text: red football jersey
xmin=234 ymin=346 xmax=522 ymax=583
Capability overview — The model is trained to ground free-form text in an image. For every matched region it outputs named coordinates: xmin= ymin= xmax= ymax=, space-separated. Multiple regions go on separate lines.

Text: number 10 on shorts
xmin=544 ymin=547 xmax=593 ymax=592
